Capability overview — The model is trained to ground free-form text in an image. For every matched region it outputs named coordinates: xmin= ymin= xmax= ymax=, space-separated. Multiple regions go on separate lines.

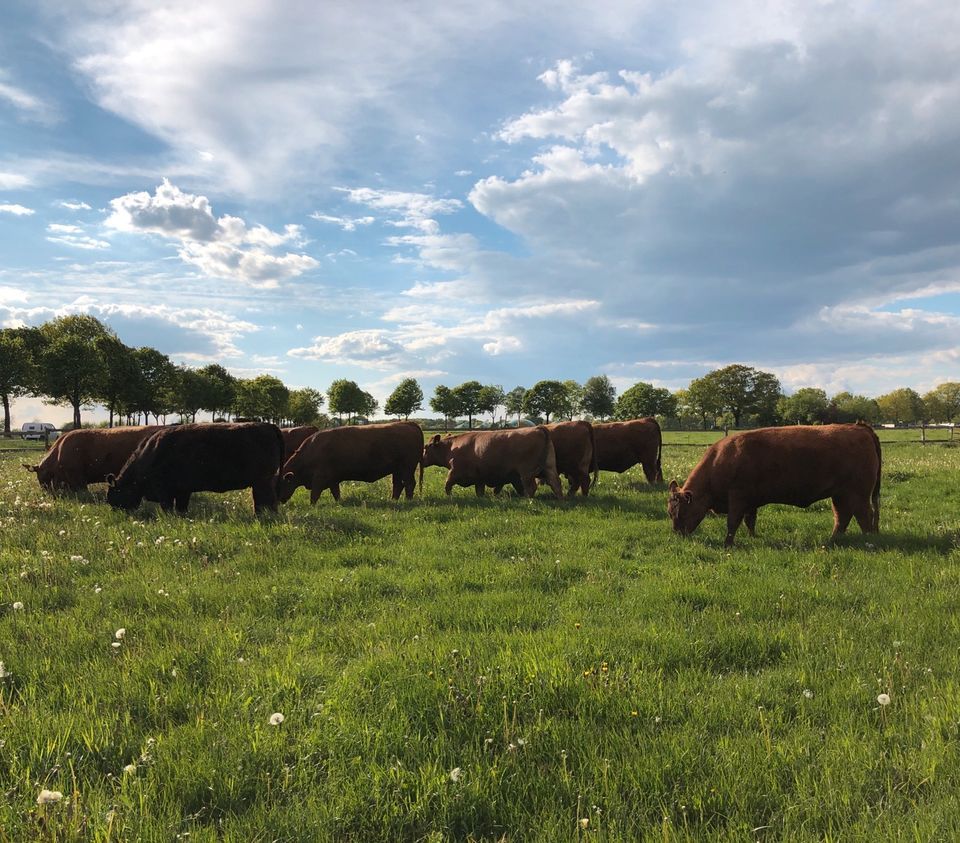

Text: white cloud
xmin=289 ymin=329 xmax=407 ymax=368
xmin=55 ymin=200 xmax=93 ymax=211
xmin=106 ymin=179 xmax=318 ymax=286
xmin=0 ymin=172 xmax=31 ymax=190
xmin=0 ymin=70 xmax=58 ymax=123
xmin=310 ymin=212 xmax=375 ymax=231
xmin=46 ymin=233 xmax=111 ymax=250
xmin=0 ymin=203 xmax=34 ymax=216
xmin=341 ymin=187 xmax=462 ymax=234
xmin=47 ymin=223 xmax=83 ymax=234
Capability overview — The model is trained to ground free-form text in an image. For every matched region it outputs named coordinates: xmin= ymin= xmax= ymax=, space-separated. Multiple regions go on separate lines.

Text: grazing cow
xmin=593 ymin=418 xmax=663 ymax=484
xmin=422 ymin=426 xmax=564 ymax=498
xmin=106 ymin=423 xmax=283 ymax=514
xmin=544 ymin=421 xmax=596 ymax=496
xmin=667 ymin=422 xmax=882 ymax=547
xmin=276 ymin=422 xmax=423 ymax=503
xmin=281 ymin=425 xmax=319 ymax=460
xmin=23 ymin=426 xmax=161 ymax=493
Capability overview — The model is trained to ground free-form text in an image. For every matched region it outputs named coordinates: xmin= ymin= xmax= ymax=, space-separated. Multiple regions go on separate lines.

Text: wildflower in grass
xmin=12 ymin=601 xmax=23 ymax=611
xmin=574 ymin=622 xmax=581 ymax=629
xmin=37 ymin=789 xmax=63 ymax=805
xmin=94 ymin=586 xmax=102 ymax=594
xmin=111 ymin=642 xmax=121 ymax=649
xmin=449 ymin=767 xmax=462 ymax=782
xmin=877 ymin=693 xmax=891 ymax=706
xmin=631 ymin=710 xmax=638 ymax=717
xmin=115 ymin=628 xmax=126 ymax=640
xmin=803 ymin=689 xmax=814 ymax=699
xmin=269 ymin=712 xmax=285 ymax=726
xmin=580 ymin=817 xmax=590 ymax=829
xmin=0 ymin=661 xmax=9 ymax=679
xmin=123 ymin=764 xmax=137 ymax=775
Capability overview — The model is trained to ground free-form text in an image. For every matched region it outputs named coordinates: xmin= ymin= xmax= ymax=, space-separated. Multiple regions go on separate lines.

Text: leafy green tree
xmin=174 ymin=367 xmax=210 ymax=423
xmin=287 ymin=388 xmax=324 ymax=425
xmin=504 ymin=386 xmax=526 ymax=427
xmin=198 ymin=364 xmax=237 ymax=420
xmin=523 ymin=380 xmax=569 ymax=423
xmin=700 ymin=364 xmax=782 ymax=427
xmin=430 ymin=385 xmax=462 ymax=431
xmin=615 ymin=382 xmax=678 ymax=420
xmin=478 ymin=384 xmax=505 ymax=425
xmin=235 ymin=375 xmax=289 ymax=422
xmin=876 ymin=388 xmax=925 ymax=425
xmin=39 ymin=315 xmax=113 ymax=428
xmin=581 ymin=375 xmax=616 ymax=420
xmin=562 ymin=380 xmax=584 ymax=420
xmin=327 ymin=379 xmax=367 ymax=423
xmin=95 ymin=336 xmax=141 ymax=427
xmin=829 ymin=392 xmax=881 ymax=424
xmin=0 ymin=329 xmax=37 ymax=433
xmin=357 ymin=390 xmax=379 ymax=421
xmin=452 ymin=380 xmax=484 ymax=429
xmin=385 ymin=378 xmax=424 ymax=420
xmin=777 ymin=387 xmax=829 ymax=425
xmin=922 ymin=382 xmax=960 ymax=423
xmin=681 ymin=378 xmax=721 ymax=430
xmin=132 ymin=347 xmax=178 ymax=423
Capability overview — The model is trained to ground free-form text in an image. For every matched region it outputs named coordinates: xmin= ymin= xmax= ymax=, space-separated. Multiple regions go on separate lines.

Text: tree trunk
xmin=2 ymin=393 xmax=10 ymax=434
xmin=73 ymin=399 xmax=81 ymax=429
xmin=109 ymin=407 xmax=114 ymax=428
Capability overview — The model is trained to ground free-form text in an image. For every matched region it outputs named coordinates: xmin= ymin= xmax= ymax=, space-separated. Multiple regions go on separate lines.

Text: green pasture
xmin=1 ymin=440 xmax=959 ymax=841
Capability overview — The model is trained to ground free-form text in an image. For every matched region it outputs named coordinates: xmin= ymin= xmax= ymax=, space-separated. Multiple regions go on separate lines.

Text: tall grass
xmin=1 ymin=441 xmax=958 ymax=840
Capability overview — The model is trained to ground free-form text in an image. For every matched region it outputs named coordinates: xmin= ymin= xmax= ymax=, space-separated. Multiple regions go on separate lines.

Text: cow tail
xmin=418 ymin=457 xmax=424 ymax=496
xmin=587 ymin=421 xmax=599 ymax=487
xmin=653 ymin=417 xmax=664 ymax=483
xmin=862 ymin=420 xmax=882 ymax=532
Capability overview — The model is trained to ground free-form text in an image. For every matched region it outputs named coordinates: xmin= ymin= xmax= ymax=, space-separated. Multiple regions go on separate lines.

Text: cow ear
xmin=668 ymin=480 xmax=679 ymax=493
xmin=431 ymin=434 xmax=441 ymax=444
xmin=105 ymin=473 xmax=116 ymax=487
xmin=22 ymin=463 xmax=38 ymax=473
xmin=283 ymin=471 xmax=294 ymax=481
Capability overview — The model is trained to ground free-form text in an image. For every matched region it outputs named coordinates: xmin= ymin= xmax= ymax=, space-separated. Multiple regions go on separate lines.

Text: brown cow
xmin=281 ymin=425 xmax=319 ymax=460
xmin=107 ymin=423 xmax=283 ymax=514
xmin=23 ymin=426 xmax=161 ymax=493
xmin=545 ymin=421 xmax=596 ymax=496
xmin=276 ymin=422 xmax=423 ymax=503
xmin=667 ymin=423 xmax=882 ymax=547
xmin=422 ymin=426 xmax=564 ymax=498
xmin=593 ymin=418 xmax=663 ymax=484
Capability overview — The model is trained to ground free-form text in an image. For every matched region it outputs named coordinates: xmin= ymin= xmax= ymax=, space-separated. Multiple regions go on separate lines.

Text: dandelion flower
xmin=580 ymin=818 xmax=590 ymax=829
xmin=12 ymin=602 xmax=23 ymax=611
xmin=269 ymin=712 xmax=285 ymax=726
xmin=877 ymin=693 xmax=891 ymax=706
xmin=123 ymin=764 xmax=137 ymax=775
xmin=114 ymin=628 xmax=126 ymax=640
xmin=803 ymin=689 xmax=814 ymax=699
xmin=37 ymin=789 xmax=63 ymax=805
xmin=449 ymin=767 xmax=462 ymax=782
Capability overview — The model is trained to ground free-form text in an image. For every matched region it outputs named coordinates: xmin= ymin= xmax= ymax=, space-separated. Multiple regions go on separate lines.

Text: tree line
xmin=2 ymin=319 xmax=958 ymax=434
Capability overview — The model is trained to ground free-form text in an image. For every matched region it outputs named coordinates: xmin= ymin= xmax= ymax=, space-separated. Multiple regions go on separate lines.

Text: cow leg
xmin=474 ymin=483 xmax=486 ymax=497
xmin=511 ymin=479 xmax=524 ymax=496
xmin=641 ymin=459 xmax=658 ymax=485
xmin=744 ymin=509 xmax=758 ymax=537
xmin=725 ymin=498 xmax=747 ymax=547
xmin=521 ymin=475 xmax=538 ymax=497
xmin=852 ymin=496 xmax=876 ymax=534
xmin=252 ymin=481 xmax=277 ymax=514
xmin=159 ymin=497 xmax=175 ymax=513
xmin=175 ymin=493 xmax=191 ymax=514
xmin=492 ymin=484 xmax=504 ymax=496
xmin=391 ymin=473 xmax=403 ymax=500
xmin=444 ymin=474 xmax=456 ymax=496
xmin=403 ymin=473 xmax=415 ymax=500
xmin=580 ymin=472 xmax=591 ymax=497
xmin=830 ymin=496 xmax=854 ymax=539
xmin=544 ymin=467 xmax=564 ymax=500
xmin=565 ymin=473 xmax=579 ymax=499
xmin=329 ymin=482 xmax=342 ymax=502
xmin=309 ymin=480 xmax=326 ymax=504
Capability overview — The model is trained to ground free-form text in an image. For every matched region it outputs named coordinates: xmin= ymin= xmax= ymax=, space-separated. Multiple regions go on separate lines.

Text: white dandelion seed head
xmin=449 ymin=767 xmax=462 ymax=782
xmin=37 ymin=789 xmax=63 ymax=805
xmin=269 ymin=712 xmax=285 ymax=726
xmin=94 ymin=586 xmax=102 ymax=594
xmin=114 ymin=628 xmax=126 ymax=640
xmin=123 ymin=764 xmax=137 ymax=775
xmin=12 ymin=602 xmax=23 ymax=611
xmin=877 ymin=693 xmax=891 ymax=706
xmin=803 ymin=689 xmax=814 ymax=699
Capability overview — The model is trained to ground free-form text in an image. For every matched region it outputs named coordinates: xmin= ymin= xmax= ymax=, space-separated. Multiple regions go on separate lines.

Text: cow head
xmin=667 ymin=480 xmax=707 ymax=535
xmin=275 ymin=470 xmax=302 ymax=503
xmin=23 ymin=462 xmax=57 ymax=491
xmin=106 ymin=474 xmax=142 ymax=511
xmin=421 ymin=434 xmax=453 ymax=469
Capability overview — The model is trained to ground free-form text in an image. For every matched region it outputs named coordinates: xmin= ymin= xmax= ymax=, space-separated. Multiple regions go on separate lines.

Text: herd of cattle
xmin=20 ymin=419 xmax=882 ymax=546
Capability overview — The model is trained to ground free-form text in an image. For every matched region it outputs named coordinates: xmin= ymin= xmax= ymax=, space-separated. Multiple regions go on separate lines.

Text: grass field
xmin=1 ymin=437 xmax=960 ymax=840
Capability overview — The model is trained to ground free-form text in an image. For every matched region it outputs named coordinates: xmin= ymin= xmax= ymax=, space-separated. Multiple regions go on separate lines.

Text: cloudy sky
xmin=2 ymin=0 xmax=959 ymax=422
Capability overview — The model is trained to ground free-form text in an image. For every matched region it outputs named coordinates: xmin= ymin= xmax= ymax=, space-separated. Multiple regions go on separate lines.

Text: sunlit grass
xmin=1 ymin=441 xmax=959 ymax=840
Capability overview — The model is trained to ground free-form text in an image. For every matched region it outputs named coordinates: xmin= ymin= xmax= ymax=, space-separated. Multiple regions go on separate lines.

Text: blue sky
xmin=2 ymin=0 xmax=960 ymax=423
